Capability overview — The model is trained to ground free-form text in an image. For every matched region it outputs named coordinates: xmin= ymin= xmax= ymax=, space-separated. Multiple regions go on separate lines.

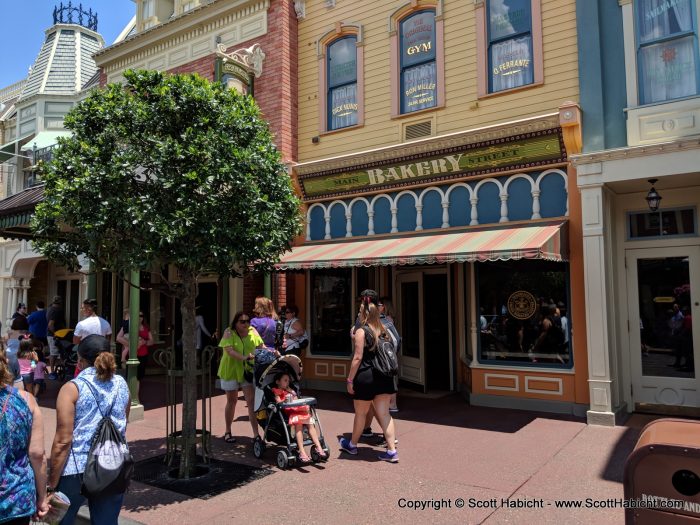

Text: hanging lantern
xmin=646 ymin=179 xmax=662 ymax=212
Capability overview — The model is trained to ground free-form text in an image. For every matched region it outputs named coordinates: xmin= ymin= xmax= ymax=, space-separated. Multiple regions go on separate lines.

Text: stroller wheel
xmin=253 ymin=437 xmax=266 ymax=459
xmin=276 ymin=450 xmax=289 ymax=470
xmin=310 ymin=445 xmax=321 ymax=463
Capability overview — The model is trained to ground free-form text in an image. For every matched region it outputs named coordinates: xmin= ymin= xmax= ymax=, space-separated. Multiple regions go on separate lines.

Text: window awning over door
xmin=275 ymin=221 xmax=568 ymax=270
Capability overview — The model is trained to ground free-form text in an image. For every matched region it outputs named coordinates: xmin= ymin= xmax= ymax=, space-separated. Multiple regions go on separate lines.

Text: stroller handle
xmin=280 ymin=396 xmax=317 ymax=408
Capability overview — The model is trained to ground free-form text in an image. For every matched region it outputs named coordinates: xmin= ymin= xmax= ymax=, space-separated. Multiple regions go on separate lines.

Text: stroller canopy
xmin=257 ymin=354 xmax=303 ymax=389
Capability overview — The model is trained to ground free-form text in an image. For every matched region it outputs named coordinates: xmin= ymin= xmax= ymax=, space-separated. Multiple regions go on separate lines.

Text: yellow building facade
xmin=283 ymin=0 xmax=590 ymax=417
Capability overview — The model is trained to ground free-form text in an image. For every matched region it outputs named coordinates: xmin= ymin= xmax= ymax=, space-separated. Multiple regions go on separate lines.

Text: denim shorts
xmin=219 ymin=379 xmax=251 ymax=391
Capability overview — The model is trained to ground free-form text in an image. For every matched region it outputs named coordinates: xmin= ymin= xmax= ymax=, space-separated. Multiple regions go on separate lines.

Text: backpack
xmin=76 ymin=379 xmax=133 ymax=498
xmin=365 ymin=326 xmax=399 ymax=377
xmin=274 ymin=318 xmax=285 ymax=351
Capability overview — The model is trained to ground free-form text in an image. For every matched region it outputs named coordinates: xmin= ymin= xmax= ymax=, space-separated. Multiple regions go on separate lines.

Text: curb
xmin=75 ymin=506 xmax=145 ymax=525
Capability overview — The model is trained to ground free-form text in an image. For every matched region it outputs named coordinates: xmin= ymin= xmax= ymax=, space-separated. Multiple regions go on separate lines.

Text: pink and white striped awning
xmin=275 ymin=222 xmax=567 ymax=270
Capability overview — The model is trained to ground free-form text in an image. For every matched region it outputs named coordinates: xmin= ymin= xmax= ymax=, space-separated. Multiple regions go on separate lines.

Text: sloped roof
xmin=0 ymin=184 xmax=45 ymax=216
xmin=18 ymin=24 xmax=104 ymax=102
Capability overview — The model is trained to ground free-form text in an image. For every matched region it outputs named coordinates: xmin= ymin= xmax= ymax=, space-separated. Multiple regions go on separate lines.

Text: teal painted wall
xmin=576 ymin=0 xmax=627 ymax=152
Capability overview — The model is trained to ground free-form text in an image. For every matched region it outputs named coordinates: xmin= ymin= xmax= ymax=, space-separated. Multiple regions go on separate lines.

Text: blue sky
xmin=0 ymin=1 xmax=136 ymax=87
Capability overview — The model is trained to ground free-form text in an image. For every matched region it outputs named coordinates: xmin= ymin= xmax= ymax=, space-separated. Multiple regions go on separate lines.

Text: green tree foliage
xmin=32 ymin=69 xmax=301 ymax=476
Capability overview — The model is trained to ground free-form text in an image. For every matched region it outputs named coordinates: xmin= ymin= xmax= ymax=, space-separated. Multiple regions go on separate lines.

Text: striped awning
xmin=275 ymin=222 xmax=567 ymax=270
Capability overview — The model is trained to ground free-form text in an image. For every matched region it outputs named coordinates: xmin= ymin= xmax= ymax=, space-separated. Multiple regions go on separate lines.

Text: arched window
xmin=399 ymin=10 xmax=437 ymax=113
xmin=327 ymin=36 xmax=359 ymax=130
xmin=487 ymin=0 xmax=534 ymax=93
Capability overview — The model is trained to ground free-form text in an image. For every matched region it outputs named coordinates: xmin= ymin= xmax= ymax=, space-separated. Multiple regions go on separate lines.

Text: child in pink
xmin=17 ymin=339 xmax=38 ymax=392
xmin=272 ymin=372 xmax=326 ymax=463
xmin=32 ymin=357 xmax=47 ymax=397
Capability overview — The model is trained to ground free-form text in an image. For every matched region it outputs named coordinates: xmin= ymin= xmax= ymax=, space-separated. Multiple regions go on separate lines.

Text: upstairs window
xmin=142 ymin=0 xmax=155 ymax=19
xmin=400 ymin=10 xmax=437 ymax=113
xmin=487 ymin=0 xmax=534 ymax=93
xmin=636 ymin=0 xmax=699 ymax=104
xmin=327 ymin=36 xmax=358 ymax=131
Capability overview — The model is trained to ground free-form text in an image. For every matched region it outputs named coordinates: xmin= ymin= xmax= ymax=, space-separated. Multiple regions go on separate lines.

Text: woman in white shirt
xmin=73 ymin=299 xmax=112 ymax=345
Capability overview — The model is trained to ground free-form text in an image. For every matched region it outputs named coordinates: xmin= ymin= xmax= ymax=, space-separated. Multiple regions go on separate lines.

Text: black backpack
xmin=365 ymin=326 xmax=399 ymax=377
xmin=76 ymin=379 xmax=133 ymax=498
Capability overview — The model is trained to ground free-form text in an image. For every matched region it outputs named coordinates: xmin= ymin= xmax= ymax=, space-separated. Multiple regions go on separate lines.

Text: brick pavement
xmin=37 ymin=377 xmax=656 ymax=525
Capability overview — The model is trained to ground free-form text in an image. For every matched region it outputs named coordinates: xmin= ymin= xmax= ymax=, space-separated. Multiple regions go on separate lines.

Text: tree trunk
xmin=178 ymin=269 xmax=198 ymax=478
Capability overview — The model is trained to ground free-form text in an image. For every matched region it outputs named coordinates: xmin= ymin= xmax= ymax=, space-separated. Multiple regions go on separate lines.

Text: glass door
xmin=396 ymin=272 xmax=425 ymax=391
xmin=626 ymin=247 xmax=700 ymax=408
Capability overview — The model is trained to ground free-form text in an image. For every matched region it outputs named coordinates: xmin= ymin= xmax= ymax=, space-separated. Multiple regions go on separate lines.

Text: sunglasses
xmin=238 ymin=319 xmax=250 ymax=324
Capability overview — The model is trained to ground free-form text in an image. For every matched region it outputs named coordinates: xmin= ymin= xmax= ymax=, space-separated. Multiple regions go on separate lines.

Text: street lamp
xmin=646 ymin=179 xmax=662 ymax=212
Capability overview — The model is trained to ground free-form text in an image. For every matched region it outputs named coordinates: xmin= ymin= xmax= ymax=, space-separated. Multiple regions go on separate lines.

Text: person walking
xmin=339 ymin=290 xmax=398 ymax=462
xmin=73 ymin=299 xmax=112 ymax=345
xmin=11 ymin=302 xmax=28 ymax=321
xmin=360 ymin=296 xmax=402 ymax=442
xmin=27 ymin=301 xmax=49 ymax=349
xmin=281 ymin=305 xmax=308 ymax=357
xmin=0 ymin=350 xmax=50 ymax=525
xmin=48 ymin=335 xmax=130 ymax=525
xmin=218 ymin=311 xmax=264 ymax=444
xmin=47 ymin=296 xmax=67 ymax=380
xmin=250 ymin=297 xmax=281 ymax=352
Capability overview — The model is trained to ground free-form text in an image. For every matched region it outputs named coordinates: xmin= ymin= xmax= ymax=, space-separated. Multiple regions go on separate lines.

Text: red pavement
xmin=36 ymin=376 xmax=658 ymax=525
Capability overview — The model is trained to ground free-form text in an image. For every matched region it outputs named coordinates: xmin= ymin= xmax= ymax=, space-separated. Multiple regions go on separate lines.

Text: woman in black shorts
xmin=339 ymin=290 xmax=398 ymax=462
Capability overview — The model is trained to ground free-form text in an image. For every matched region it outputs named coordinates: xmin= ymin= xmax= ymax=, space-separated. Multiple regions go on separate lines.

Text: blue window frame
xmin=487 ymin=0 xmax=534 ymax=93
xmin=635 ymin=0 xmax=700 ymax=104
xmin=400 ymin=10 xmax=437 ymax=114
xmin=327 ymin=36 xmax=358 ymax=131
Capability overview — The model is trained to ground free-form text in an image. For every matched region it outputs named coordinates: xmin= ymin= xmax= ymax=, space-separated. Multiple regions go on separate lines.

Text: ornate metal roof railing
xmin=53 ymin=2 xmax=98 ymax=31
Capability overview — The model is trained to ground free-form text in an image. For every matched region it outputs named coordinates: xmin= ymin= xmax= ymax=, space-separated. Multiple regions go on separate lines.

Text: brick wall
xmin=96 ymin=0 xmax=298 ymax=312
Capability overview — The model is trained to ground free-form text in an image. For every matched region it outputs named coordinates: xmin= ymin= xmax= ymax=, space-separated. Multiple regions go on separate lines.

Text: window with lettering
xmin=400 ymin=10 xmax=437 ymax=113
xmin=636 ymin=0 xmax=699 ymax=104
xmin=487 ymin=0 xmax=534 ymax=93
xmin=327 ymin=37 xmax=358 ymax=130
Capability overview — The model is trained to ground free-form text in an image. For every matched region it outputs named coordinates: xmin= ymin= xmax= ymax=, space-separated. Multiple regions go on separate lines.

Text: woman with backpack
xmin=339 ymin=290 xmax=398 ymax=463
xmin=48 ymin=335 xmax=131 ymax=525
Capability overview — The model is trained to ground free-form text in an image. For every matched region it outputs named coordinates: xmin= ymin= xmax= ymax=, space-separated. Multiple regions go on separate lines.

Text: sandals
xmin=298 ymin=453 xmax=312 ymax=463
xmin=223 ymin=432 xmax=236 ymax=443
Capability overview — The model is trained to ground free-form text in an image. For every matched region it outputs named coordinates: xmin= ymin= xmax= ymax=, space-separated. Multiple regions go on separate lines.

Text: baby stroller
xmin=53 ymin=328 xmax=78 ymax=381
xmin=252 ymin=354 xmax=330 ymax=469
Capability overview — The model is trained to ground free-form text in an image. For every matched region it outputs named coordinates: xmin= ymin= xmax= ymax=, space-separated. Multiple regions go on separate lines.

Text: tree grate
xmin=131 ymin=454 xmax=274 ymax=500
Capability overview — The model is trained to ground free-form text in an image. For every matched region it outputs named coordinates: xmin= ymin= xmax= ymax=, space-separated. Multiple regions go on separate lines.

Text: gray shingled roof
xmin=18 ymin=24 xmax=104 ymax=101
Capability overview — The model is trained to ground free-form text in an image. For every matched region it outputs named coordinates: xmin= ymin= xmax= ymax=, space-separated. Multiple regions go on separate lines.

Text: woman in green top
xmin=218 ymin=311 xmax=264 ymax=443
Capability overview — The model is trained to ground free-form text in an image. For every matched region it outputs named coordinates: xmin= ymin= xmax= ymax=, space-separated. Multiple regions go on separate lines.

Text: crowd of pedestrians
xmin=0 ymin=290 xmax=402 ymax=524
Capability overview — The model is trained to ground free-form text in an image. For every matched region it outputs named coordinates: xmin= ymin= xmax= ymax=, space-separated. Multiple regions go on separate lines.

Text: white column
xmin=9 ymin=282 xmax=18 ymax=316
xmin=531 ymin=190 xmax=541 ymax=219
xmin=367 ymin=211 xmax=375 ymax=236
xmin=469 ymin=197 xmax=479 ymax=226
xmin=324 ymin=213 xmax=331 ymax=240
xmin=441 ymin=200 xmax=450 ymax=228
xmin=415 ymin=205 xmax=423 ymax=231
xmin=580 ymin=176 xmax=617 ymax=426
xmin=305 ymin=214 xmax=311 ymax=241
xmin=499 ymin=193 xmax=509 ymax=223
xmin=390 ymin=207 xmax=398 ymax=233
xmin=345 ymin=212 xmax=352 ymax=238
xmin=21 ymin=281 xmax=29 ymax=306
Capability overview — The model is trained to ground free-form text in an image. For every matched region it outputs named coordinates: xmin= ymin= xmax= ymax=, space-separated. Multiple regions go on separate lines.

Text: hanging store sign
xmin=299 ymin=129 xmax=565 ymax=200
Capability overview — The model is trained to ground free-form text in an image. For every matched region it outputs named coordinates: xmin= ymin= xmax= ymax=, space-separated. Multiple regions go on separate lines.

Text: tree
xmin=32 ymin=69 xmax=301 ymax=477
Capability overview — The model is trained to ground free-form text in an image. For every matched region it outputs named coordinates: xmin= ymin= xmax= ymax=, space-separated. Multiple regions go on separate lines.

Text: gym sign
xmin=299 ymin=131 xmax=565 ymax=200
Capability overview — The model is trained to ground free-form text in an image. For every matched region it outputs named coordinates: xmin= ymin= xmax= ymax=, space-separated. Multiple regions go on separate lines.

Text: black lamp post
xmin=646 ymin=178 xmax=662 ymax=212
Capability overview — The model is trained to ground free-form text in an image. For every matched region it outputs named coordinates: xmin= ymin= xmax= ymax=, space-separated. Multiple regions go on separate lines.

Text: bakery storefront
xmin=279 ymin=114 xmax=589 ymax=416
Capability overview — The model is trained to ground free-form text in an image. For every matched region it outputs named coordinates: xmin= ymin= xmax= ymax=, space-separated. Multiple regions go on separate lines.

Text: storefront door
xmin=626 ymin=247 xmax=700 ymax=409
xmin=396 ymin=269 xmax=452 ymax=393
xmin=396 ymin=272 xmax=426 ymax=391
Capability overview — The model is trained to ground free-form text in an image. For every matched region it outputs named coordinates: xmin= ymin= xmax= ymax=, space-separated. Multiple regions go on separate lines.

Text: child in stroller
xmin=271 ymin=372 xmax=326 ymax=463
xmin=252 ymin=354 xmax=330 ymax=468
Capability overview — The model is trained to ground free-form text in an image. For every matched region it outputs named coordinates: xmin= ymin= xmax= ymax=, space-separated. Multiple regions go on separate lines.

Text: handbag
xmin=74 ymin=379 xmax=133 ymax=498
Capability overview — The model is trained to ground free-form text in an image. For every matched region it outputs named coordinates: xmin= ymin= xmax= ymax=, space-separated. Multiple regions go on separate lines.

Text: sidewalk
xmin=38 ymin=378 xmax=654 ymax=525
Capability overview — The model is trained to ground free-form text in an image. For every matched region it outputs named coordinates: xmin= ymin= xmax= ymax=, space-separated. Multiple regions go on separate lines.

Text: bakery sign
xmin=299 ymin=131 xmax=565 ymax=199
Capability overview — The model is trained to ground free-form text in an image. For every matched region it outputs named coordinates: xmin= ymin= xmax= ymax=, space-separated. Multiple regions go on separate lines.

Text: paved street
xmin=38 ymin=377 xmax=654 ymax=525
